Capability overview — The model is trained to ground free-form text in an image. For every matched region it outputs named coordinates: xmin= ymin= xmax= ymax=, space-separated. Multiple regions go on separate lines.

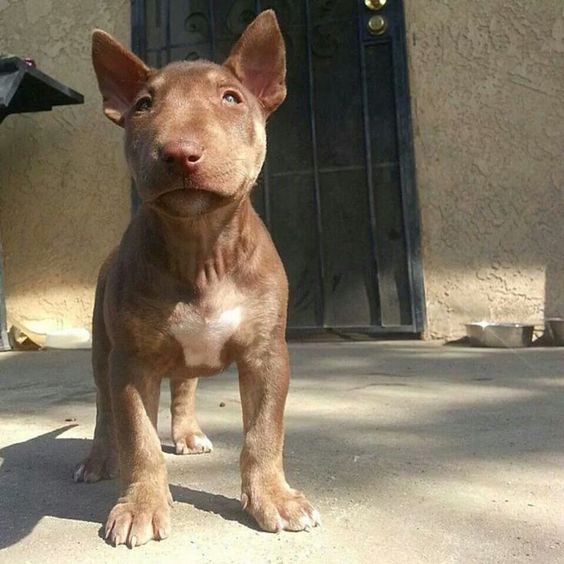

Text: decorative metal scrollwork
xmin=226 ymin=0 xmax=257 ymax=37
xmin=315 ymin=0 xmax=338 ymax=14
xmin=172 ymin=0 xmax=299 ymax=61
xmin=311 ymin=0 xmax=342 ymax=58
xmin=184 ymin=11 xmax=210 ymax=44
xmin=182 ymin=7 xmax=210 ymax=61
xmin=311 ymin=25 xmax=339 ymax=58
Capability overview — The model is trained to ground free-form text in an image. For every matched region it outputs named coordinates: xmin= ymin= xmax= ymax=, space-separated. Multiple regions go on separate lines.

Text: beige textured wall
xmin=0 ymin=0 xmax=131 ymax=332
xmin=405 ymin=0 xmax=564 ymax=338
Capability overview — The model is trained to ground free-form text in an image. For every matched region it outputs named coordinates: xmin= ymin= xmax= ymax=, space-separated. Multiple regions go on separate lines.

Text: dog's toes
xmin=174 ymin=432 xmax=213 ymax=455
xmin=277 ymin=496 xmax=320 ymax=532
xmin=242 ymin=485 xmax=320 ymax=533
xmin=73 ymin=463 xmax=98 ymax=483
xmin=73 ymin=453 xmax=118 ymax=483
xmin=105 ymin=494 xmax=171 ymax=547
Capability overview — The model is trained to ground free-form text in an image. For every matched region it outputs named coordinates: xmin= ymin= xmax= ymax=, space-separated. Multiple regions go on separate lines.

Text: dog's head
xmin=92 ymin=10 xmax=286 ymax=218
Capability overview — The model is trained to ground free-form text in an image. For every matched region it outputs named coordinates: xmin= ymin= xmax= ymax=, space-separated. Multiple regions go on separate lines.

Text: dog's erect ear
xmin=91 ymin=30 xmax=150 ymax=126
xmin=224 ymin=10 xmax=286 ymax=115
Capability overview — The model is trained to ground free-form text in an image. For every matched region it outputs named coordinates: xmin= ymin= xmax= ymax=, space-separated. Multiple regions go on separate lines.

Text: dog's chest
xmin=169 ymin=283 xmax=244 ymax=368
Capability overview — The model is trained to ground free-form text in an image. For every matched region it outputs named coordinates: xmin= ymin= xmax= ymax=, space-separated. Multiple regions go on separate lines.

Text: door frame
xmin=358 ymin=0 xmax=426 ymax=335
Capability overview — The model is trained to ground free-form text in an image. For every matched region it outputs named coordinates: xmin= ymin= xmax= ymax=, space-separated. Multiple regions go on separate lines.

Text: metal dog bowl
xmin=545 ymin=318 xmax=564 ymax=346
xmin=465 ymin=322 xmax=534 ymax=348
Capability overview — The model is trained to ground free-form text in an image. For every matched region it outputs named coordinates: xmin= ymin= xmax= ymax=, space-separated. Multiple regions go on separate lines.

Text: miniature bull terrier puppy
xmin=73 ymin=10 xmax=320 ymax=547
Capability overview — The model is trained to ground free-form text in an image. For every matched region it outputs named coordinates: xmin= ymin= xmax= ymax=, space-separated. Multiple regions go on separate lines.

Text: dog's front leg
xmin=237 ymin=337 xmax=320 ymax=532
xmin=104 ymin=351 xmax=171 ymax=547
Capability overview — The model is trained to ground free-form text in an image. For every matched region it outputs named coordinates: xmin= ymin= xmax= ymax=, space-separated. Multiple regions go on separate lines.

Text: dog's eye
xmin=222 ymin=91 xmax=241 ymax=105
xmin=134 ymin=96 xmax=153 ymax=113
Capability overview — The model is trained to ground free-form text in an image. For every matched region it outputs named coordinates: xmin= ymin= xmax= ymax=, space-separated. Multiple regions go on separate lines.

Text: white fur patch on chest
xmin=170 ymin=286 xmax=243 ymax=368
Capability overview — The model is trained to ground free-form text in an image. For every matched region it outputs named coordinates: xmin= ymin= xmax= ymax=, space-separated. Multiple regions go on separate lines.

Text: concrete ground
xmin=0 ymin=342 xmax=563 ymax=564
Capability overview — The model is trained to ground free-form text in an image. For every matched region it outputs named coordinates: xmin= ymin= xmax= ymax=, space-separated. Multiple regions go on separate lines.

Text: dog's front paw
xmin=174 ymin=431 xmax=213 ymax=455
xmin=241 ymin=482 xmax=320 ymax=532
xmin=105 ymin=488 xmax=171 ymax=547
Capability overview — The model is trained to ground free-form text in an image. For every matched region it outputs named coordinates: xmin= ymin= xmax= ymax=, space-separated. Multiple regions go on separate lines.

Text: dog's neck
xmin=142 ymin=197 xmax=254 ymax=288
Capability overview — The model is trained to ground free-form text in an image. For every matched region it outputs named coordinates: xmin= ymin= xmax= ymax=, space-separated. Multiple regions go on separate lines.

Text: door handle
xmin=367 ymin=15 xmax=388 ymax=35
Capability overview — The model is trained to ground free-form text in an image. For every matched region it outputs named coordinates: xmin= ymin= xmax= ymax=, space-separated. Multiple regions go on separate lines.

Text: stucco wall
xmin=405 ymin=0 xmax=564 ymax=338
xmin=0 ymin=0 xmax=131 ymax=333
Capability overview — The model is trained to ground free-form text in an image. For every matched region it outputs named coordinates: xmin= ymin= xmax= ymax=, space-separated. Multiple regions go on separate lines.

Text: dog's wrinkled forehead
xmin=147 ymin=61 xmax=253 ymax=106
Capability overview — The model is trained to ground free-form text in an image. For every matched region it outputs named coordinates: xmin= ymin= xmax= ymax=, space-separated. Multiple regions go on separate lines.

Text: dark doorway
xmin=131 ymin=0 xmax=425 ymax=336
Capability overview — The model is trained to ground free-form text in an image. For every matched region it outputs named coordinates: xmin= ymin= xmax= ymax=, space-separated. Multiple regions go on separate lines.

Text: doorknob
xmin=365 ymin=0 xmax=387 ymax=11
xmin=368 ymin=15 xmax=387 ymax=35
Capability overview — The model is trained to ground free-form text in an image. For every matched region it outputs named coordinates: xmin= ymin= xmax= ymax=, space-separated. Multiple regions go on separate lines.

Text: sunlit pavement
xmin=0 ymin=342 xmax=563 ymax=563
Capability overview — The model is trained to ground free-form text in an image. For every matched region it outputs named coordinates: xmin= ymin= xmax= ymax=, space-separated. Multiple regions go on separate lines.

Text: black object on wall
xmin=0 ymin=56 xmax=84 ymax=350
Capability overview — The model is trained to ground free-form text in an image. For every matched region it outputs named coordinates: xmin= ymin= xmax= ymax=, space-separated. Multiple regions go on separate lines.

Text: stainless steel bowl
xmin=545 ymin=318 xmax=564 ymax=346
xmin=465 ymin=322 xmax=534 ymax=348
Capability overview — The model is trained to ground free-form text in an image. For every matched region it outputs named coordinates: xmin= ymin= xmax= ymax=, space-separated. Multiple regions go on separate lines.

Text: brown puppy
xmin=73 ymin=10 xmax=319 ymax=547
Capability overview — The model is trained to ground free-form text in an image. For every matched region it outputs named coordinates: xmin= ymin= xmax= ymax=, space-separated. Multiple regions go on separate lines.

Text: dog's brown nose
xmin=160 ymin=140 xmax=204 ymax=173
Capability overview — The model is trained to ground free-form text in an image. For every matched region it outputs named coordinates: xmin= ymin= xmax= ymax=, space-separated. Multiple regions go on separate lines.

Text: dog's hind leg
xmin=170 ymin=377 xmax=213 ymax=455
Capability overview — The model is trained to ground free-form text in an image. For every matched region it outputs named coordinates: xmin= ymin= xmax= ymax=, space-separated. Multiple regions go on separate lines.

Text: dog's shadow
xmin=0 ymin=426 xmax=257 ymax=550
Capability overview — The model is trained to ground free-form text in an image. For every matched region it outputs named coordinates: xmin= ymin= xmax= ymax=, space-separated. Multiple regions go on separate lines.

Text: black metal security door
xmin=132 ymin=0 xmax=425 ymax=335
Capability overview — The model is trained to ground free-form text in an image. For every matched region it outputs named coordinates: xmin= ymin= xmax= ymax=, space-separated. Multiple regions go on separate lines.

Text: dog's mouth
xmin=181 ymin=174 xmax=219 ymax=194
xmin=157 ymin=173 xmax=232 ymax=197
xmin=144 ymin=169 xmax=249 ymax=217
xmin=152 ymin=186 xmax=229 ymax=217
